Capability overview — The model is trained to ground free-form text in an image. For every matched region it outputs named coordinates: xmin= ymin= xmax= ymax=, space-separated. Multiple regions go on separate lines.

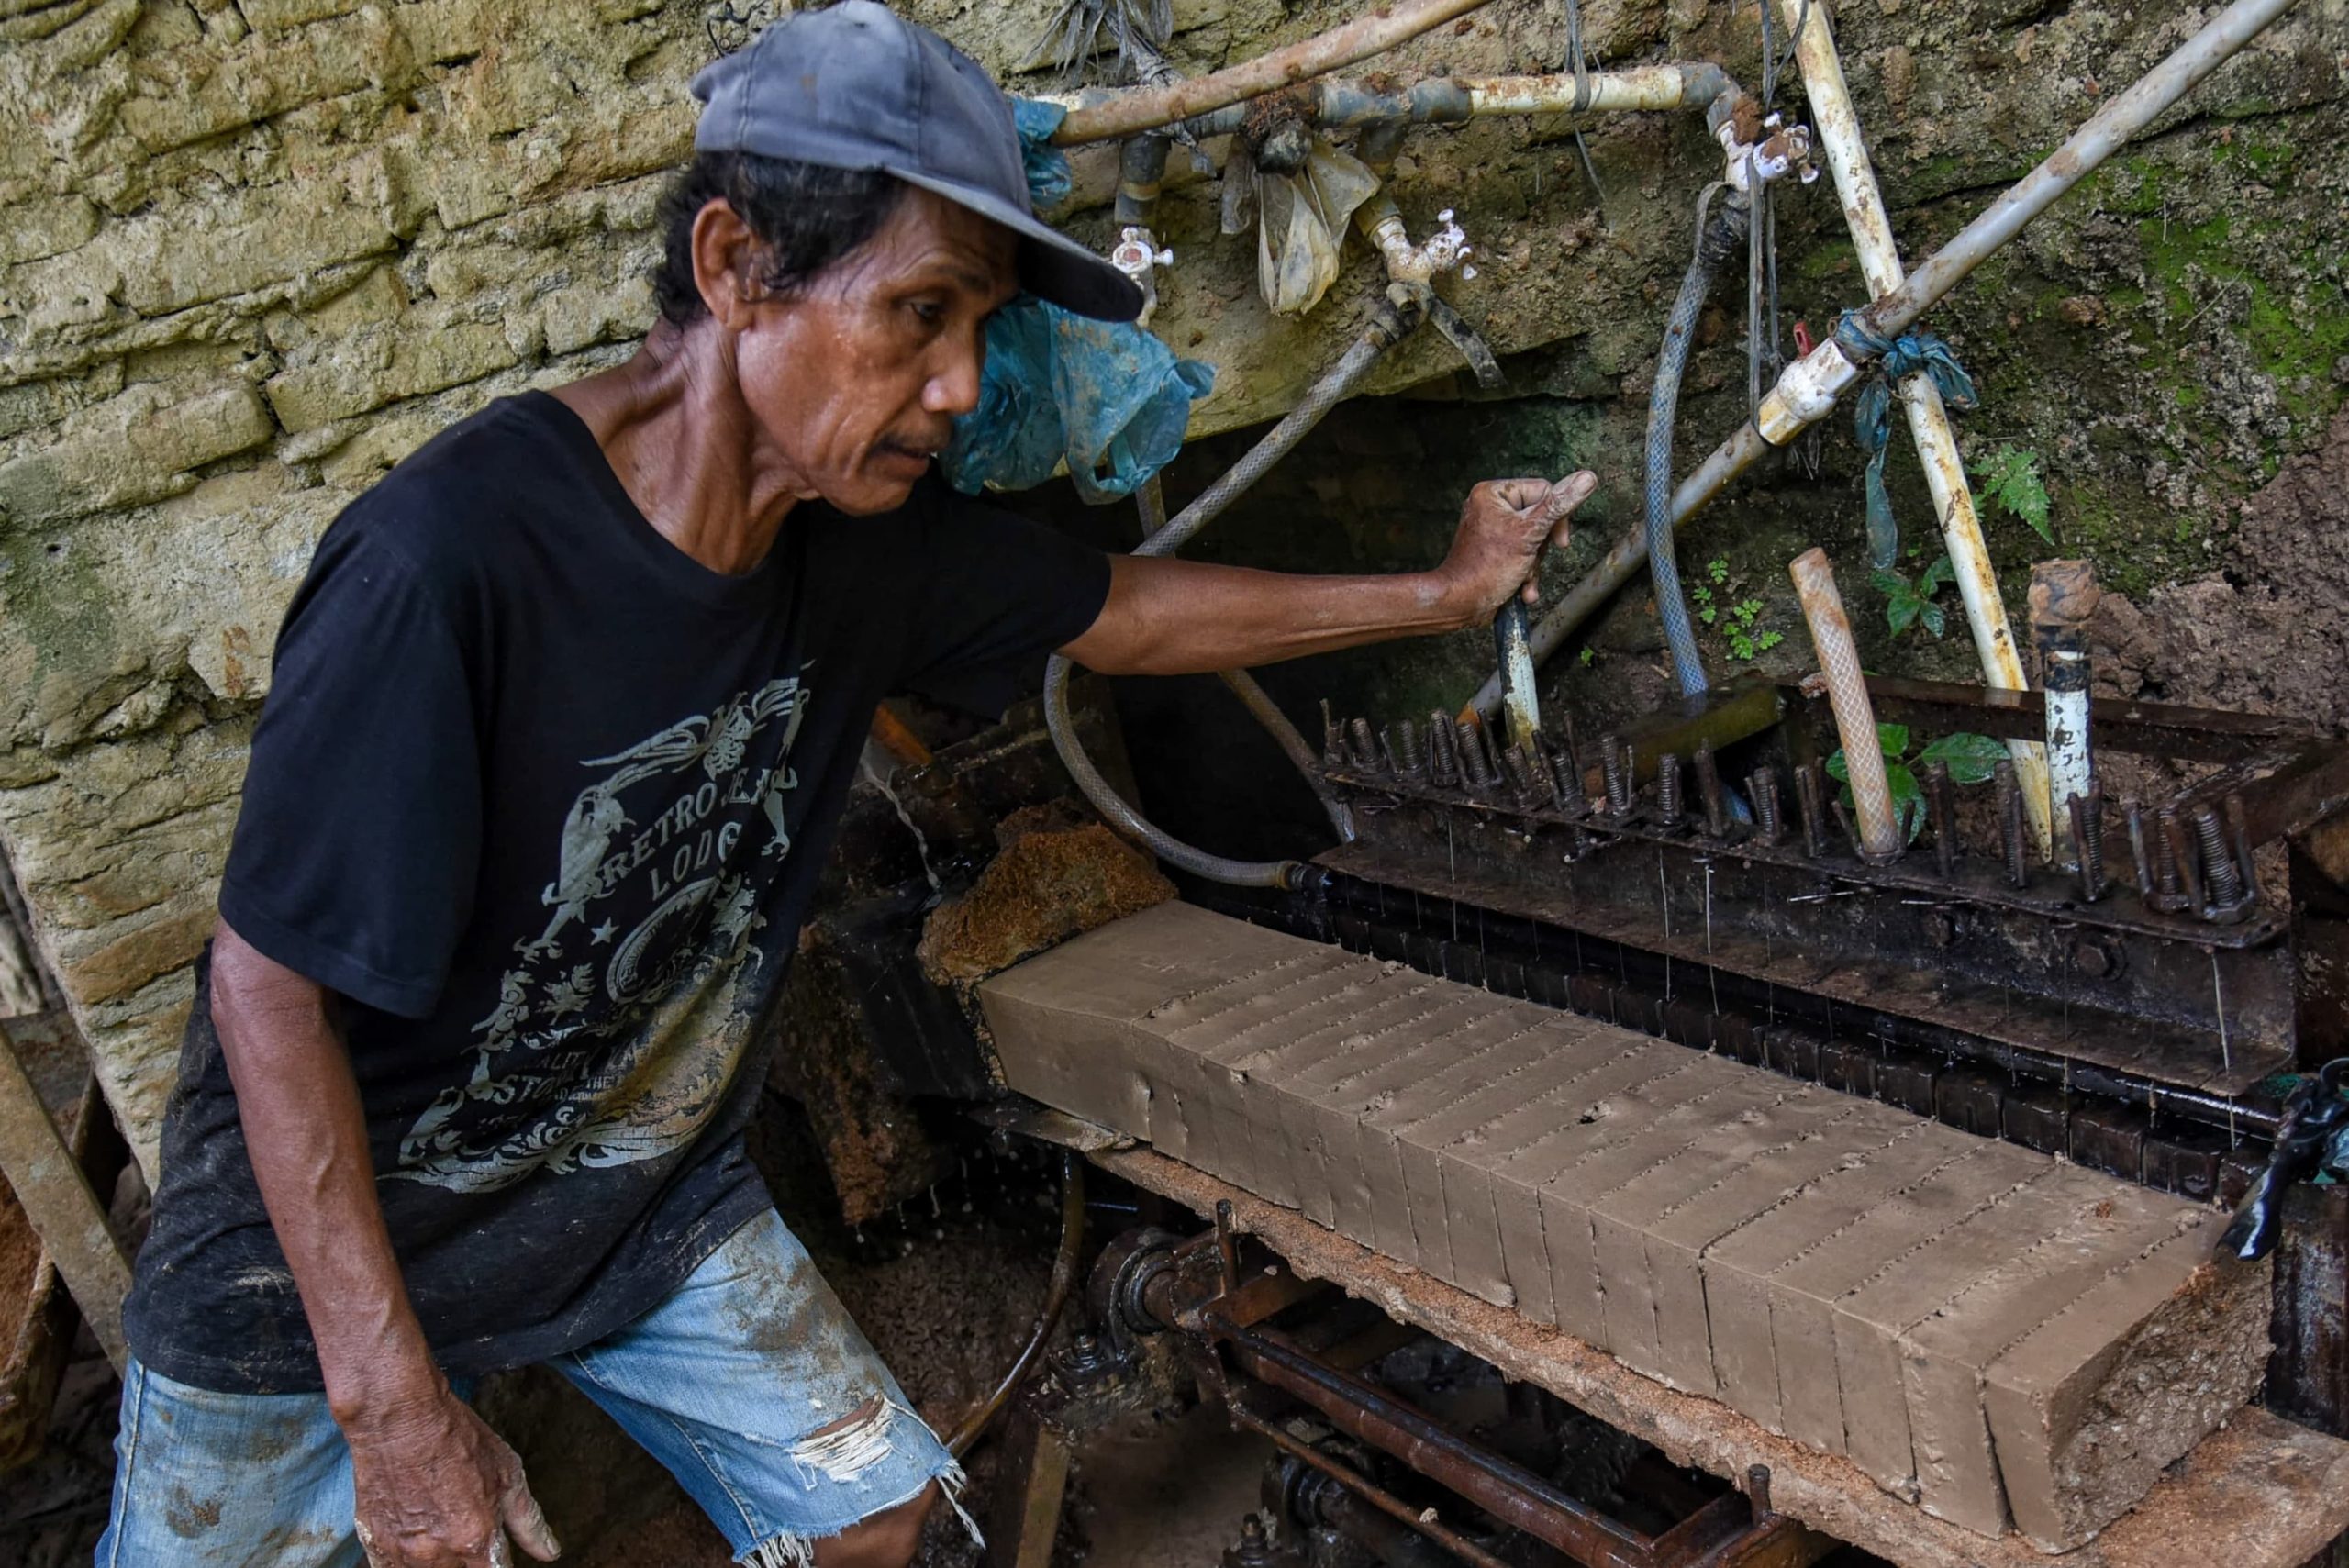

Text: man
xmin=99 ymin=6 xmax=1595 ymax=1566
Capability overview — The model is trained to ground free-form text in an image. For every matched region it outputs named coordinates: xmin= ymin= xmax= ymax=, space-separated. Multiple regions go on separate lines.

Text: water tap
xmin=1370 ymin=206 xmax=1476 ymax=286
xmin=1719 ymin=112 xmax=1819 ymax=193
xmin=1110 ymin=226 xmax=1174 ymax=327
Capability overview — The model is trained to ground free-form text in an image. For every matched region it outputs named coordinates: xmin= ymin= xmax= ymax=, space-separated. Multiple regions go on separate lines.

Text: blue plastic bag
xmin=942 ymin=295 xmax=1215 ymax=504
xmin=1012 ymin=97 xmax=1072 ymax=209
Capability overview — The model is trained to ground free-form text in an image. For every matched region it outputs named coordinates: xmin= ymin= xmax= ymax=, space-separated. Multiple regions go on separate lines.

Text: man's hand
xmin=1434 ymin=472 xmax=1599 ymax=625
xmin=346 ymin=1379 xmax=559 ymax=1567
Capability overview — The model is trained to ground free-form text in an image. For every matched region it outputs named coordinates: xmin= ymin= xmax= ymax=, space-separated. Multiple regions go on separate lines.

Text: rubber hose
xmin=1646 ymin=188 xmax=1751 ymax=698
xmin=1045 ymin=295 xmax=1421 ymax=889
xmin=945 ymin=1151 xmax=1085 ymax=1458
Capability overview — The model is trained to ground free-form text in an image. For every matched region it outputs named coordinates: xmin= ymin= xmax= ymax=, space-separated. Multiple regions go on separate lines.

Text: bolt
xmin=2194 ymin=805 xmax=2243 ymax=906
xmin=1695 ymin=742 xmax=1728 ymax=838
xmin=2069 ymin=789 xmax=2105 ymax=901
xmin=1656 ymin=751 xmax=1684 ymax=826
xmin=1794 ymin=762 xmax=1827 ymax=858
xmin=1922 ymin=760 xmax=1955 ymax=880
xmin=1388 ymin=718 xmax=1423 ymax=779
xmin=2072 ymin=938 xmax=2117 ymax=979
xmin=2124 ymin=798 xmax=2155 ymax=900
xmin=1599 ymin=732 xmax=1629 ymax=816
xmin=1923 ymin=909 xmax=1956 ymax=948
xmin=1502 ymin=741 xmax=1534 ymax=797
xmin=2153 ymin=806 xmax=2185 ymax=909
xmin=1320 ymin=699 xmax=1344 ymax=768
xmin=2162 ymin=807 xmax=2205 ymax=910
xmin=1995 ymin=760 xmax=2028 ymax=888
xmin=1429 ymin=711 xmax=1462 ymax=788
xmin=1347 ymin=717 xmax=1382 ymax=773
xmin=1751 ymin=769 xmax=1783 ymax=843
xmin=1460 ymin=715 xmax=1496 ymax=789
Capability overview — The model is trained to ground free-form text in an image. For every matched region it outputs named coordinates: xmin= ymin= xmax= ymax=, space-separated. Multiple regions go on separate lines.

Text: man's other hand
xmin=1436 ymin=472 xmax=1599 ymax=624
xmin=346 ymin=1380 xmax=560 ymax=1567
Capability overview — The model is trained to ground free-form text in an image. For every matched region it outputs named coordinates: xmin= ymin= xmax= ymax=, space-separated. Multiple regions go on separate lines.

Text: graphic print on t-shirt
xmin=392 ymin=672 xmax=813 ymax=1193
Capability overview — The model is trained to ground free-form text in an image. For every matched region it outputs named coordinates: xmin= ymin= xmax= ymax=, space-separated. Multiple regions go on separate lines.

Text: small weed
xmin=1826 ymin=725 xmax=2007 ymax=843
xmin=1872 ymin=554 xmax=1954 ymax=639
xmin=1692 ymin=560 xmax=1782 ymax=662
xmin=1970 ymin=445 xmax=2054 ymax=544
xmin=1578 ymin=645 xmax=1597 ymax=667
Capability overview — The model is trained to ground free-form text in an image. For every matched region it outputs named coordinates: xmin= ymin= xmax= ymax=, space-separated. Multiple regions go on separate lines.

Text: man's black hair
xmin=651 ymin=150 xmax=907 ymax=327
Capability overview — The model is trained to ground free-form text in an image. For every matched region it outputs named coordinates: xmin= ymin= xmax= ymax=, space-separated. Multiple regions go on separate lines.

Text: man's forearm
xmin=1062 ymin=556 xmax=1472 ymax=676
xmin=211 ymin=920 xmax=440 ymax=1420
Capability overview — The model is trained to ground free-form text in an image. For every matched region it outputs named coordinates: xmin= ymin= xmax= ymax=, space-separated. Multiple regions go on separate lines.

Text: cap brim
xmin=888 ymin=167 xmax=1144 ymax=323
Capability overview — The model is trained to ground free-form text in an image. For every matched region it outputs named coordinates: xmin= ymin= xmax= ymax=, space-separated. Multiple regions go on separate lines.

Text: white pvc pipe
xmin=1776 ymin=0 xmax=2054 ymax=857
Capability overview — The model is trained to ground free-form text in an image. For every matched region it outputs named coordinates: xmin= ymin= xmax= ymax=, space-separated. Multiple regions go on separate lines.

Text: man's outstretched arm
xmin=211 ymin=922 xmax=558 ymax=1568
xmin=1061 ymin=473 xmax=1596 ymax=676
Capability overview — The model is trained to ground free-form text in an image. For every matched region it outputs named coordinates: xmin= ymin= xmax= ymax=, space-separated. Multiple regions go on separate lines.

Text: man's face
xmin=721 ymin=186 xmax=1019 ymax=516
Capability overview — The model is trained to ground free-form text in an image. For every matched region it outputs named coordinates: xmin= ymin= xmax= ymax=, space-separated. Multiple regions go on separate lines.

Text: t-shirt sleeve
xmin=217 ymin=525 xmax=482 ymax=1018
xmin=893 ymin=487 xmax=1112 ymax=719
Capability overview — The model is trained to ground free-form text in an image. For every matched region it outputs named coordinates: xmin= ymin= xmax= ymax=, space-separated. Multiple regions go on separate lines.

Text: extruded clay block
xmin=1310 ymin=1004 xmax=1567 ymax=1280
xmin=1696 ymin=1121 xmax=1976 ymax=1435
xmin=1763 ymin=1140 xmax=2047 ymax=1458
xmin=1343 ymin=1018 xmax=1578 ymax=1258
xmin=1574 ymin=1078 xmax=1815 ymax=1377
xmin=1246 ymin=987 xmax=1503 ymax=1212
xmin=1831 ymin=1164 xmax=2121 ymax=1498
xmin=1264 ymin=989 xmax=1513 ymax=1258
xmin=1158 ymin=953 xmax=1398 ymax=1190
xmin=1522 ymin=1056 xmax=1769 ymax=1349
xmin=979 ymin=901 xmax=1306 ymax=1138
xmin=1897 ymin=1186 xmax=2198 ymax=1533
xmin=1439 ymin=1041 xmax=1701 ymax=1337
xmin=1406 ymin=1017 xmax=1638 ymax=1301
xmin=1629 ymin=1098 xmax=1921 ymax=1395
xmin=1352 ymin=1019 xmax=1607 ymax=1313
xmin=1985 ymin=1224 xmax=2272 ymax=1551
xmin=1281 ymin=996 xmax=1531 ymax=1253
xmin=1193 ymin=971 xmax=1446 ymax=1195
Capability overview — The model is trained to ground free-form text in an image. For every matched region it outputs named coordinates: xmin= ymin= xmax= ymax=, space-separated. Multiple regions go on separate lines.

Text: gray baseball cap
xmin=690 ymin=2 xmax=1142 ymax=322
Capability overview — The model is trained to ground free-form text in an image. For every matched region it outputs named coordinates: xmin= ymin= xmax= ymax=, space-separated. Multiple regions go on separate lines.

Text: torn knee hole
xmin=790 ymin=1395 xmax=905 ymax=1485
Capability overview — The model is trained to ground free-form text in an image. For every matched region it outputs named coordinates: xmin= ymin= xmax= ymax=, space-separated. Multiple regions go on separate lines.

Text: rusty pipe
xmin=1212 ymin=1313 xmax=1653 ymax=1566
xmin=1790 ymin=549 xmax=1900 ymax=858
xmin=2030 ymin=560 xmax=2102 ymax=869
xmin=1052 ymin=0 xmax=1497 ymax=144
xmin=1243 ymin=1414 xmax=1517 ymax=1568
xmin=1469 ymin=0 xmax=2300 ymax=721
xmin=1774 ymin=0 xmax=2054 ymax=858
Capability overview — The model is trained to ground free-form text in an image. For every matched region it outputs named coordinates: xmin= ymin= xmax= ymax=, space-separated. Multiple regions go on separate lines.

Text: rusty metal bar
xmin=1052 ymin=0 xmax=1497 ymax=144
xmin=1775 ymin=0 xmax=2054 ymax=857
xmin=1211 ymin=1310 xmax=1656 ymax=1565
xmin=1238 ymin=1410 xmax=1520 ymax=1568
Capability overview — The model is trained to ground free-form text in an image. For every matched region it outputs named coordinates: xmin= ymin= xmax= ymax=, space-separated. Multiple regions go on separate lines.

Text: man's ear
xmin=691 ymin=197 xmax=772 ymax=329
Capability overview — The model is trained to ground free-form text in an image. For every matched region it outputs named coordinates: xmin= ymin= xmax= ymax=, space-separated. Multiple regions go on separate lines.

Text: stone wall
xmin=0 ymin=0 xmax=2341 ymax=1167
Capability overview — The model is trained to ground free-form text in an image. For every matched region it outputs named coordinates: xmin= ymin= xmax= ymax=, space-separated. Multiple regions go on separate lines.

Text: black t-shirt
xmin=124 ymin=392 xmax=1110 ymax=1394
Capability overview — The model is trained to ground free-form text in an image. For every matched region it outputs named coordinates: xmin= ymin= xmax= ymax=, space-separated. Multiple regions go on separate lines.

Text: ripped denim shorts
xmin=95 ymin=1208 xmax=974 ymax=1568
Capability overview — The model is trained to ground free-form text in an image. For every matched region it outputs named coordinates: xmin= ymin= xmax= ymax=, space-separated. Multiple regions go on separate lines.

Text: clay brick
xmin=1831 ymin=1164 xmax=2126 ymax=1498
xmin=2069 ymin=1101 xmax=2150 ymax=1183
xmin=1760 ymin=1140 xmax=2045 ymax=1457
xmin=1430 ymin=1043 xmax=1699 ymax=1331
xmin=2001 ymin=1081 xmax=2071 ymax=1154
xmin=1343 ymin=1018 xmax=1571 ymax=1254
xmin=2142 ymin=1120 xmax=2232 ymax=1201
xmin=1933 ymin=1070 xmax=2006 ymax=1138
xmin=1697 ymin=1121 xmax=1979 ymax=1434
xmin=1396 ymin=1020 xmax=1651 ymax=1290
xmin=1984 ymin=1223 xmax=2272 ymax=1551
xmin=1876 ymin=1054 xmax=1939 ymax=1116
xmin=1897 ymin=1184 xmax=2197 ymax=1531
xmin=1640 ymin=1099 xmax=1924 ymax=1396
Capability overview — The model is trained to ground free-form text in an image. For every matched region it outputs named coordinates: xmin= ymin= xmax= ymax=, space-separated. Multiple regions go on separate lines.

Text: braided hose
xmin=1789 ymin=548 xmax=1899 ymax=858
xmin=1045 ymin=295 xmax=1422 ymax=888
xmin=1645 ymin=189 xmax=1751 ymax=698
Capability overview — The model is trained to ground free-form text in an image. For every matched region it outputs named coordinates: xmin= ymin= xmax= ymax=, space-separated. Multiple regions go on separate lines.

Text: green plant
xmin=1970 ymin=445 xmax=2054 ymax=544
xmin=1825 ymin=724 xmax=2007 ymax=843
xmin=1871 ymin=554 xmax=1954 ymax=639
xmin=1578 ymin=645 xmax=1597 ymax=667
xmin=1691 ymin=559 xmax=1783 ymax=662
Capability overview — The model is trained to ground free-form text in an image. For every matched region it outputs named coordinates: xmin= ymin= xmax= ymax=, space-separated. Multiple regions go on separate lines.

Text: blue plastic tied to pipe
xmin=942 ymin=295 xmax=1216 ymax=502
xmin=1013 ymin=97 xmax=1073 ymax=209
xmin=1833 ymin=310 xmax=1978 ymax=570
